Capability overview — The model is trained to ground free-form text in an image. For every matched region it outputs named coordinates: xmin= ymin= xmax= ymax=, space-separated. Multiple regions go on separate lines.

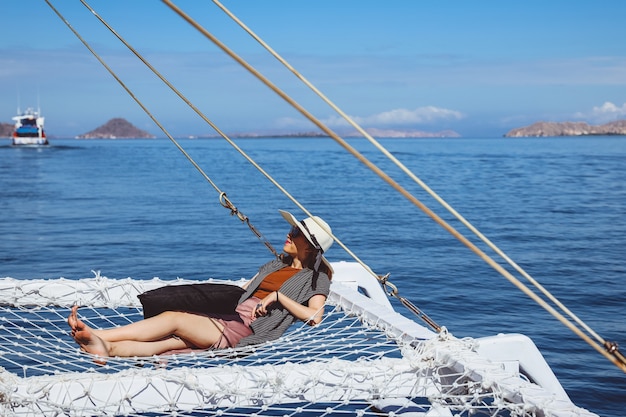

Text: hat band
xmin=300 ymin=220 xmax=326 ymax=272
xmin=314 ymin=251 xmax=323 ymax=272
xmin=300 ymin=220 xmax=323 ymax=253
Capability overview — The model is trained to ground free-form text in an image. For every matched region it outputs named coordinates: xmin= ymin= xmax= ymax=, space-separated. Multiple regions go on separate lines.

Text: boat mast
xmin=16 ymin=92 xmax=21 ymax=116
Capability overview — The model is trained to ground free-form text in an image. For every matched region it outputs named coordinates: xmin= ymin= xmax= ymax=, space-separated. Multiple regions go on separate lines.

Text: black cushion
xmin=138 ymin=283 xmax=246 ymax=319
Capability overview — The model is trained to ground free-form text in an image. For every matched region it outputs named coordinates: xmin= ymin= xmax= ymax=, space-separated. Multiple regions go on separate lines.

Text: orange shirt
xmin=252 ymin=267 xmax=299 ymax=299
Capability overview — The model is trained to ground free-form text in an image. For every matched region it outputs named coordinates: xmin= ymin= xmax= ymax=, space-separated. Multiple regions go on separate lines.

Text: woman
xmin=68 ymin=210 xmax=334 ymax=360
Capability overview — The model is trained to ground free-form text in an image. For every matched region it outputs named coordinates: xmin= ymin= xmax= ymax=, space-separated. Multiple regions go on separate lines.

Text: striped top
xmin=236 ymin=259 xmax=331 ymax=347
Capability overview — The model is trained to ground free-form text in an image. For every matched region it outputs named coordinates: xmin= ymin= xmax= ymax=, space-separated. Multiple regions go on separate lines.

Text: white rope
xmin=46 ymin=0 xmax=623 ymax=372
xmin=45 ymin=0 xmax=439 ymax=333
xmin=176 ymin=0 xmax=624 ymax=370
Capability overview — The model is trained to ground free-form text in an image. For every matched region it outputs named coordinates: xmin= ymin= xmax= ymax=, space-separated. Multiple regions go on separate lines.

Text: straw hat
xmin=279 ymin=210 xmax=333 ymax=273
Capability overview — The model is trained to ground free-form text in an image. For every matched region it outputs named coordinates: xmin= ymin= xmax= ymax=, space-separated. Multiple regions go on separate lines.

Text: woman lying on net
xmin=68 ymin=210 xmax=334 ymax=361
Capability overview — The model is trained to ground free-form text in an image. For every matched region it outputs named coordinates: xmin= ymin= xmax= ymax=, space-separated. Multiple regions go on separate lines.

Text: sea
xmin=1 ymin=136 xmax=625 ymax=416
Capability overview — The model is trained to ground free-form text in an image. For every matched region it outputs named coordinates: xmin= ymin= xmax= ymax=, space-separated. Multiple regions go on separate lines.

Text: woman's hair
xmin=282 ymin=235 xmax=333 ymax=280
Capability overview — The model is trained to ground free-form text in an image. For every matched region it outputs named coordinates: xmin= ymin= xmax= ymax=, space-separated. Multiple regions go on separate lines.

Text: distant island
xmin=0 ymin=122 xmax=12 ymax=137
xmin=505 ymin=120 xmax=626 ymax=137
xmin=76 ymin=118 xmax=155 ymax=139
xmin=204 ymin=127 xmax=460 ymax=139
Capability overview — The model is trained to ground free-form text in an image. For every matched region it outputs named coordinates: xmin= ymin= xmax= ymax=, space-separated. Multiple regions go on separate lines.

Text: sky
xmin=1 ymin=0 xmax=625 ymax=138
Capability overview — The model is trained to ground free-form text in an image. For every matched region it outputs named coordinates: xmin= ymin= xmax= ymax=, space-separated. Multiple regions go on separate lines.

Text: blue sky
xmin=1 ymin=0 xmax=625 ymax=138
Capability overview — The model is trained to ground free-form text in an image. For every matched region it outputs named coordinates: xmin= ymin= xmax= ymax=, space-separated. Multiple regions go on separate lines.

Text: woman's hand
xmin=251 ymin=291 xmax=279 ymax=318
xmin=251 ymin=292 xmax=327 ymax=325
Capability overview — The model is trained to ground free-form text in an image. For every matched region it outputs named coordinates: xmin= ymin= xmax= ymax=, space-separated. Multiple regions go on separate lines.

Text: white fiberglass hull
xmin=12 ymin=136 xmax=49 ymax=146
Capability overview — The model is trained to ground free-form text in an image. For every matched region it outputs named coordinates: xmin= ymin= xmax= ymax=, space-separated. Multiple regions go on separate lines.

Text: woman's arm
xmin=254 ymin=291 xmax=327 ymax=325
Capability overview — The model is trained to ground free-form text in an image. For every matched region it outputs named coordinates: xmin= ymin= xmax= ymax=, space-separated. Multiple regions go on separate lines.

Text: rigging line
xmin=72 ymin=1 xmax=364 ymax=270
xmin=163 ymin=0 xmax=626 ymax=371
xmin=45 ymin=0 xmax=278 ymax=258
xmin=70 ymin=0 xmax=427 ymax=332
xmin=72 ymin=0 xmax=398 ymax=290
xmin=68 ymin=2 xmax=440 ymax=335
xmin=211 ymin=0 xmax=610 ymax=353
xmin=76 ymin=0 xmax=393 ymax=321
xmin=212 ymin=0 xmax=625 ymax=364
xmin=74 ymin=0 xmax=437 ymax=333
xmin=161 ymin=0 xmax=439 ymax=331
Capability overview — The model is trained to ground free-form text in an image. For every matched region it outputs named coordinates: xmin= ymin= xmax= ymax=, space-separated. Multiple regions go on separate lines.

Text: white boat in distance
xmin=11 ymin=107 xmax=48 ymax=146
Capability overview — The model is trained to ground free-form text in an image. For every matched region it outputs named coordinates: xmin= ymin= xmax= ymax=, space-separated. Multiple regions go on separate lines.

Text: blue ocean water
xmin=1 ymin=136 xmax=625 ymax=416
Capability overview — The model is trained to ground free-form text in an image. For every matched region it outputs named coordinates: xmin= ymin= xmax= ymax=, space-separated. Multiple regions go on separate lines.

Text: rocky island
xmin=76 ymin=118 xmax=155 ymax=139
xmin=0 ymin=122 xmax=13 ymax=137
xmin=505 ymin=120 xmax=626 ymax=137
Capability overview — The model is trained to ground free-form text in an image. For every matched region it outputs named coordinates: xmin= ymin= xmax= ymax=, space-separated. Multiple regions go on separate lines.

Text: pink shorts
xmin=210 ymin=297 xmax=259 ymax=349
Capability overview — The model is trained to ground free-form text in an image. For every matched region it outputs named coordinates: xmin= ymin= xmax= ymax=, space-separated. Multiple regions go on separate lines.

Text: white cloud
xmin=275 ymin=105 xmax=464 ymax=131
xmin=321 ymin=106 xmax=464 ymax=128
xmin=575 ymin=101 xmax=626 ymax=123
xmin=357 ymin=106 xmax=464 ymax=125
xmin=591 ymin=101 xmax=626 ymax=117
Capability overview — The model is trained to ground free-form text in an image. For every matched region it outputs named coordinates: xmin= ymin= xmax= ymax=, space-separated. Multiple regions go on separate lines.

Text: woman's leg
xmin=90 ymin=310 xmax=225 ymax=344
xmin=68 ymin=306 xmax=227 ymax=358
xmin=106 ymin=337 xmax=190 ymax=357
xmin=72 ymin=325 xmax=188 ymax=359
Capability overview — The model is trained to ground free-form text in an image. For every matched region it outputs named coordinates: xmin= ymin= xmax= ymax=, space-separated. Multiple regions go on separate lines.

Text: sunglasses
xmin=289 ymin=223 xmax=322 ymax=252
xmin=289 ymin=225 xmax=302 ymax=239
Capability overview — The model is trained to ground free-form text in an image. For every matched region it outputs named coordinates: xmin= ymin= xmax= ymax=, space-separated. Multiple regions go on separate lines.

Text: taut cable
xmin=53 ymin=0 xmax=403 ymax=311
xmin=74 ymin=0 xmax=378 ymax=271
xmin=46 ymin=0 xmax=624 ymax=370
xmin=211 ymin=0 xmax=618 ymax=364
xmin=162 ymin=0 xmax=625 ymax=371
xmin=63 ymin=0 xmax=442 ymax=333
xmin=45 ymin=0 xmax=277 ymax=258
xmin=162 ymin=0 xmax=445 ymax=331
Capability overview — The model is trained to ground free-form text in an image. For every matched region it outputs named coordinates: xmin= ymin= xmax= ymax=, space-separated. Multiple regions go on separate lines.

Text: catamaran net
xmin=0 ymin=274 xmax=594 ymax=417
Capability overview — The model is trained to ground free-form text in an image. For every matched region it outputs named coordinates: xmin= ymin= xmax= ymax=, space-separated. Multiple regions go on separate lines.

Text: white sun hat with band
xmin=279 ymin=210 xmax=334 ymax=273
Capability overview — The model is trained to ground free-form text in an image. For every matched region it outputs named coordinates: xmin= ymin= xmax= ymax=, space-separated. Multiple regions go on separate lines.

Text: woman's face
xmin=284 ymin=227 xmax=308 ymax=258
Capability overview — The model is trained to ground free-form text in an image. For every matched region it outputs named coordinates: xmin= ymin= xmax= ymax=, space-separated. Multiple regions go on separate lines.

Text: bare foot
xmin=68 ymin=305 xmax=110 ymax=364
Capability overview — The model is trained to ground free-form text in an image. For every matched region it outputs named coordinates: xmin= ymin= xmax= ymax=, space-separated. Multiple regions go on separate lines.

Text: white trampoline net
xmin=0 ymin=275 xmax=593 ymax=417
